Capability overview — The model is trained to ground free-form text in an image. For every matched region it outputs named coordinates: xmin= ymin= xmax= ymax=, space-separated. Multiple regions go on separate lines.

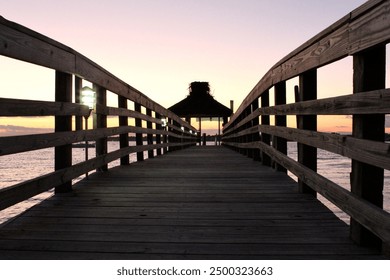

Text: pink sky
xmin=1 ymin=0 xmax=388 ymax=134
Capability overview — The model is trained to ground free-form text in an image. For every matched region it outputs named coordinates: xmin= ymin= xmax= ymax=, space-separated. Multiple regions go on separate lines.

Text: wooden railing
xmin=0 ymin=16 xmax=197 ymax=210
xmin=222 ymin=0 xmax=390 ymax=253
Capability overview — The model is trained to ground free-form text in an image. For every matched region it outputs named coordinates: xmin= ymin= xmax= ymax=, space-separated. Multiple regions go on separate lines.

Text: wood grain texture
xmin=225 ymin=88 xmax=390 ymax=136
xmin=0 ymin=146 xmax=383 ymax=259
xmin=0 ymin=98 xmax=90 ymax=117
xmin=224 ymin=142 xmax=390 ymax=247
xmin=0 ymin=141 xmax=196 ymax=211
xmin=225 ymin=124 xmax=390 ymax=171
xmin=225 ymin=0 xmax=390 ymax=129
xmin=0 ymin=16 xmax=195 ymax=132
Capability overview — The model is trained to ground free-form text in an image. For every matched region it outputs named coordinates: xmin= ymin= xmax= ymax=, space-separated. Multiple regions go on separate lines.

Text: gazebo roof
xmin=168 ymin=82 xmax=232 ymax=118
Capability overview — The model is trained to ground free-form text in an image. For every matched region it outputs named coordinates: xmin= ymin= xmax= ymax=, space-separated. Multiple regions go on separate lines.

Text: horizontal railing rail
xmin=223 ymin=0 xmax=390 ymax=254
xmin=0 ymin=16 xmax=197 ymax=211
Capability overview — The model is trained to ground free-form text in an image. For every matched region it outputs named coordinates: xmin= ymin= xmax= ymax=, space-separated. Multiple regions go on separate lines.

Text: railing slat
xmin=0 ymin=143 xmax=174 ymax=211
xmin=224 ymin=141 xmax=390 ymax=246
xmin=0 ymin=126 xmax=171 ymax=156
xmin=225 ymin=0 xmax=390 ymax=129
xmin=224 ymin=125 xmax=390 ymax=171
xmin=224 ymin=88 xmax=390 ymax=137
xmin=0 ymin=98 xmax=90 ymax=117
xmin=349 ymin=0 xmax=390 ymax=54
xmin=0 ymin=17 xmax=75 ymax=73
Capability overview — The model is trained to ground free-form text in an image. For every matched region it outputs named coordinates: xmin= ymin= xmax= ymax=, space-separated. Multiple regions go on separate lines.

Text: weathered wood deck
xmin=0 ymin=146 xmax=383 ymax=259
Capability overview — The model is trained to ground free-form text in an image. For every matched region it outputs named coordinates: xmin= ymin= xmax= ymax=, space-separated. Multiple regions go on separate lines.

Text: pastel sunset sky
xmin=1 ymin=0 xmax=388 ymax=135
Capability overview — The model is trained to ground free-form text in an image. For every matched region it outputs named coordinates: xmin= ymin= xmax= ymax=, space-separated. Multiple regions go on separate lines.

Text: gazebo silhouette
xmin=169 ymin=82 xmax=232 ymax=145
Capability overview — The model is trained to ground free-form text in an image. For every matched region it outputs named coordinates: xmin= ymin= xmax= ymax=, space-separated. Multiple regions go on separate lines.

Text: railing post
xmin=261 ymin=90 xmax=271 ymax=166
xmin=244 ymin=105 xmax=252 ymax=157
xmin=118 ymin=96 xmax=129 ymax=165
xmin=274 ymin=82 xmax=287 ymax=173
xmin=134 ymin=102 xmax=144 ymax=161
xmin=297 ymin=69 xmax=317 ymax=196
xmin=93 ymin=84 xmax=108 ymax=171
xmin=75 ymin=76 xmax=83 ymax=131
xmin=351 ymin=45 xmax=385 ymax=249
xmin=146 ymin=108 xmax=154 ymax=159
xmin=240 ymin=110 xmax=249 ymax=156
xmin=173 ymin=120 xmax=181 ymax=150
xmin=251 ymin=98 xmax=261 ymax=161
xmin=167 ymin=118 xmax=172 ymax=151
xmin=54 ymin=71 xmax=72 ymax=193
xmin=155 ymin=113 xmax=162 ymax=156
xmin=164 ymin=118 xmax=172 ymax=154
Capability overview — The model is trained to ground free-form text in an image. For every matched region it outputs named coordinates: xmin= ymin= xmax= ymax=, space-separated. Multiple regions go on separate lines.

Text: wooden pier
xmin=0 ymin=146 xmax=383 ymax=259
xmin=1 ymin=0 xmax=390 ymax=260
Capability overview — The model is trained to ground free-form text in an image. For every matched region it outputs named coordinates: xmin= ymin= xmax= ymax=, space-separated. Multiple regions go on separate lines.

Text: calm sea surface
xmin=0 ymin=142 xmax=389 ymax=224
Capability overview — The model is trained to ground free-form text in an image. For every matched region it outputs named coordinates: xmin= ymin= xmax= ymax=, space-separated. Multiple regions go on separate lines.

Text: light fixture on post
xmin=80 ymin=86 xmax=96 ymax=110
xmin=160 ymin=117 xmax=168 ymax=150
xmin=80 ymin=86 xmax=96 ymax=179
xmin=161 ymin=117 xmax=167 ymax=129
xmin=181 ymin=126 xmax=185 ymax=147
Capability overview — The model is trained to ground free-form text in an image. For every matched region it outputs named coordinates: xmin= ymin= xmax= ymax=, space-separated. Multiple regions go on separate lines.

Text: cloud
xmin=0 ymin=125 xmax=52 ymax=136
xmin=335 ymin=125 xmax=349 ymax=129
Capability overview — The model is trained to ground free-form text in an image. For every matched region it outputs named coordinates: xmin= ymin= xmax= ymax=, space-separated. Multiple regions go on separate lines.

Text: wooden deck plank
xmin=0 ymin=146 xmax=384 ymax=259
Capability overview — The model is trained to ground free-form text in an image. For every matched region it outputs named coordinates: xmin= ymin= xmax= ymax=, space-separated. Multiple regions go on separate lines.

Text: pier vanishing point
xmin=1 ymin=0 xmax=390 ymax=259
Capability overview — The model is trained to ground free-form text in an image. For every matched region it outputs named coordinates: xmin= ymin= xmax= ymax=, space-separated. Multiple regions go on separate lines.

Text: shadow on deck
xmin=0 ymin=146 xmax=383 ymax=259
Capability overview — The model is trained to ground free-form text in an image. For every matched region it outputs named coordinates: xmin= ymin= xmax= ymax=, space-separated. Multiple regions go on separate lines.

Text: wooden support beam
xmin=93 ymin=84 xmax=108 ymax=171
xmin=251 ymin=98 xmax=261 ymax=161
xmin=146 ymin=108 xmax=154 ymax=159
xmin=134 ymin=103 xmax=144 ymax=161
xmin=168 ymin=118 xmax=177 ymax=151
xmin=163 ymin=118 xmax=171 ymax=154
xmin=274 ymin=82 xmax=287 ymax=173
xmin=118 ymin=96 xmax=129 ymax=165
xmin=54 ymin=71 xmax=72 ymax=193
xmin=351 ymin=45 xmax=386 ymax=249
xmin=297 ymin=69 xmax=317 ymax=196
xmin=155 ymin=113 xmax=162 ymax=156
xmin=241 ymin=106 xmax=252 ymax=157
xmin=173 ymin=120 xmax=180 ymax=150
xmin=261 ymin=90 xmax=271 ymax=166
xmin=74 ymin=77 xmax=83 ymax=131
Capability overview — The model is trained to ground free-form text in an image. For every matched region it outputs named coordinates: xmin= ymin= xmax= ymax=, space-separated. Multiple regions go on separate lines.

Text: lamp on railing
xmin=160 ymin=117 xmax=168 ymax=150
xmin=180 ymin=126 xmax=185 ymax=146
xmin=81 ymin=86 xmax=96 ymax=110
xmin=80 ymin=86 xmax=96 ymax=179
xmin=161 ymin=117 xmax=167 ymax=129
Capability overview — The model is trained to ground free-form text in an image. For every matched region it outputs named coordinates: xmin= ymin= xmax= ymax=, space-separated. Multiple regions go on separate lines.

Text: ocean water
xmin=287 ymin=142 xmax=390 ymax=223
xmin=0 ymin=142 xmax=389 ymax=224
xmin=0 ymin=141 xmax=140 ymax=224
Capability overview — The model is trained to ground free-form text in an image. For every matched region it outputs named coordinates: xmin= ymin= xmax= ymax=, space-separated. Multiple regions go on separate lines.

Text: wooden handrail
xmin=222 ymin=0 xmax=390 ymax=254
xmin=225 ymin=0 xmax=390 ymax=128
xmin=0 ymin=15 xmax=191 ymax=128
xmin=0 ymin=15 xmax=197 ymax=210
